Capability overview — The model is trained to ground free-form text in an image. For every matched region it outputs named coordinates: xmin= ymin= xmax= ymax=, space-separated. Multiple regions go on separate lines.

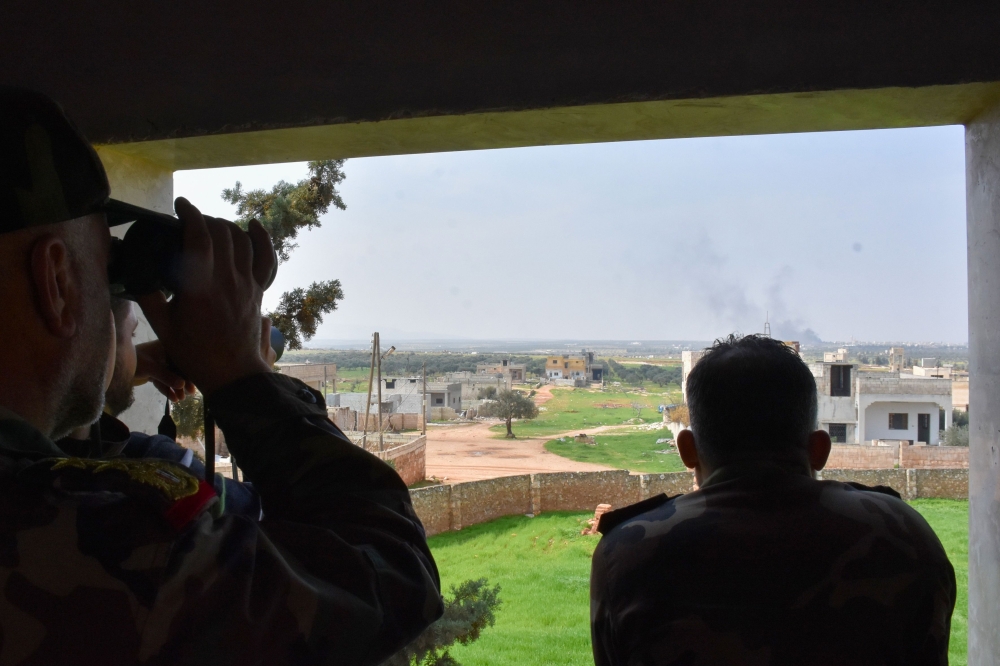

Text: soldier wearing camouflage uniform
xmin=0 ymin=87 xmax=442 ymax=664
xmin=592 ymin=335 xmax=956 ymax=665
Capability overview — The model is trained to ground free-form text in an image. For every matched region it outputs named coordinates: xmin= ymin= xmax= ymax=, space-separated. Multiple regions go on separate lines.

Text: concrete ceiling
xmin=4 ymin=1 xmax=1000 ymax=168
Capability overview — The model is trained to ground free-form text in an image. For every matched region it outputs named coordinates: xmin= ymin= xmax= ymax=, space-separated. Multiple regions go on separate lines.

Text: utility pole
xmin=376 ymin=332 xmax=384 ymax=453
xmin=362 ymin=332 xmax=376 ymax=451
xmin=422 ymin=360 xmax=427 ymax=436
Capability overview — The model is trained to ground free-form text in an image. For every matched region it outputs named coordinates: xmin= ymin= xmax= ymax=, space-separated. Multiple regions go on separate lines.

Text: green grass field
xmin=544 ymin=427 xmax=687 ymax=473
xmin=489 ymin=389 xmax=667 ymax=439
xmin=910 ymin=499 xmax=969 ymax=666
xmin=429 ymin=501 xmax=969 ymax=666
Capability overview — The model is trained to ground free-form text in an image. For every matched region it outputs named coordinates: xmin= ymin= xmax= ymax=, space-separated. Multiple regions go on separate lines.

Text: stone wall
xmin=410 ymin=484 xmax=452 ymax=536
xmin=912 ymin=468 xmax=969 ymax=500
xmin=411 ymin=468 xmax=968 ymax=537
xmin=535 ymin=470 xmax=641 ymax=513
xmin=454 ymin=474 xmax=531 ymax=529
xmin=818 ymin=468 xmax=908 ymax=496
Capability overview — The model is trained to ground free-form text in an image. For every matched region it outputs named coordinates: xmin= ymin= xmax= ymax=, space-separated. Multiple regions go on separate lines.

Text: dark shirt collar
xmin=0 ymin=406 xmax=67 ymax=459
xmin=700 ymin=457 xmax=813 ymax=489
xmin=55 ymin=412 xmax=131 ymax=459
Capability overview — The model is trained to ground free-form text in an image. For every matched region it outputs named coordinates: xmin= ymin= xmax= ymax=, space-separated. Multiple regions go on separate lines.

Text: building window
xmin=385 ymin=380 xmax=396 ymax=389
xmin=435 ymin=397 xmax=443 ymax=405
xmin=889 ymin=413 xmax=908 ymax=430
xmin=830 ymin=365 xmax=851 ymax=397
xmin=828 ymin=423 xmax=847 ymax=443
xmin=564 ymin=362 xmax=569 ymax=368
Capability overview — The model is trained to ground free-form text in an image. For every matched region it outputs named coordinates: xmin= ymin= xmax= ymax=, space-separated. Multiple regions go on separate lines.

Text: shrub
xmin=382 ymin=578 xmax=501 ymax=666
xmin=666 ymin=404 xmax=690 ymax=426
xmin=943 ymin=425 xmax=969 ymax=447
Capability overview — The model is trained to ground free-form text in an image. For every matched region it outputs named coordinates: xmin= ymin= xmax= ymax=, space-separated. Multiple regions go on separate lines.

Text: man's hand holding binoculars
xmin=137 ymin=198 xmax=278 ymax=396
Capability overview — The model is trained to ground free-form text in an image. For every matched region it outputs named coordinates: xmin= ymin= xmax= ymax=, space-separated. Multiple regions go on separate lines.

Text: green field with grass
xmin=488 ymin=389 xmax=668 ymax=439
xmin=544 ymin=427 xmax=687 ymax=473
xmin=910 ymin=499 xmax=969 ymax=666
xmin=429 ymin=501 xmax=968 ymax=665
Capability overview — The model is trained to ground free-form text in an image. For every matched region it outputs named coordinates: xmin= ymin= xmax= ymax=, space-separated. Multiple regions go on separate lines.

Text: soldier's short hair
xmin=686 ymin=334 xmax=817 ymax=467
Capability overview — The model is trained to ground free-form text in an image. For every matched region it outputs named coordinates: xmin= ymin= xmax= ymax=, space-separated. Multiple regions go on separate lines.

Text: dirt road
xmin=426 ymin=420 xmax=617 ymax=483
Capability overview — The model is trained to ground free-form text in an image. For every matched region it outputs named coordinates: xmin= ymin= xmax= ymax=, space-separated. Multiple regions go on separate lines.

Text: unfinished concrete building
xmin=811 ymin=361 xmax=953 ymax=445
xmin=545 ymin=351 xmax=603 ymax=381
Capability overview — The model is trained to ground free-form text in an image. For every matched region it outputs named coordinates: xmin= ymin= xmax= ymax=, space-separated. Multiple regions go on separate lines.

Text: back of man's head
xmin=686 ymin=334 xmax=818 ymax=468
xmin=0 ymin=87 xmax=114 ymax=439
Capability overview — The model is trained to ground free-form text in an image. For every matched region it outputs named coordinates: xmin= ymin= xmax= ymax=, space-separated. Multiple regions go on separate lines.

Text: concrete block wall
xmin=411 ymin=468 xmax=968 ymax=537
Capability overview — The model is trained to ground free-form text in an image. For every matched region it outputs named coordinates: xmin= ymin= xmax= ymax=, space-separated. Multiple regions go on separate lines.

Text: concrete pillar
xmin=966 ymin=100 xmax=1000 ymax=666
xmin=95 ymin=147 xmax=174 ymax=435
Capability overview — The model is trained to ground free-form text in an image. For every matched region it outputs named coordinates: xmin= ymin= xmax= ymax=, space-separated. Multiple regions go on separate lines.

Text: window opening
xmin=828 ymin=424 xmax=847 ymax=443
xmin=889 ymin=413 xmax=908 ymax=430
xmin=830 ymin=365 xmax=851 ymax=397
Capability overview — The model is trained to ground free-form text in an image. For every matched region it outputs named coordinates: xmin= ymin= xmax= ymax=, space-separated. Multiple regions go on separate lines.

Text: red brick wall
xmin=826 ymin=445 xmax=898 ymax=469
xmin=382 ymin=436 xmax=425 ymax=486
xmin=901 ymin=446 xmax=969 ymax=469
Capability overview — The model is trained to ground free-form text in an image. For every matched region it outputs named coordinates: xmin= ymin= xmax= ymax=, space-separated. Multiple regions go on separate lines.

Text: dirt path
xmin=532 ymin=384 xmax=556 ymax=405
xmin=426 ymin=420 xmax=621 ymax=483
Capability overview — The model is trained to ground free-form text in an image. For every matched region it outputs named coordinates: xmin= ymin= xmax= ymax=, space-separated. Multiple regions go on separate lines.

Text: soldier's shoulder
xmin=598 ymin=493 xmax=680 ymax=535
xmin=13 ymin=456 xmax=217 ymax=532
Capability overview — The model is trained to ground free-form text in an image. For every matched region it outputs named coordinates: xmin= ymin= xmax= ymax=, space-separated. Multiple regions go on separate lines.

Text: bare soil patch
xmin=425 ymin=420 xmax=617 ymax=483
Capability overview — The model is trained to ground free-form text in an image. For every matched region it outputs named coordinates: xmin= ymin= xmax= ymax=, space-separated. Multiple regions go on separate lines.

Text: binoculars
xmin=105 ymin=199 xmax=285 ymax=361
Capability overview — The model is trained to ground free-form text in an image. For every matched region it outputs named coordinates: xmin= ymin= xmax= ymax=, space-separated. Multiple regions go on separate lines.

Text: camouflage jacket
xmin=0 ymin=373 xmax=442 ymax=665
xmin=57 ymin=414 xmax=263 ymax=520
xmin=591 ymin=460 xmax=956 ymax=666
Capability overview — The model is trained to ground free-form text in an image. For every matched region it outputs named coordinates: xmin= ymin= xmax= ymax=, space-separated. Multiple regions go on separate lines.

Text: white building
xmin=810 ymin=361 xmax=953 ymax=445
xmin=680 ymin=350 xmax=707 ymax=403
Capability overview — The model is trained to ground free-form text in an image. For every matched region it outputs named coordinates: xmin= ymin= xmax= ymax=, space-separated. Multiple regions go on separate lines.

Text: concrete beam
xmin=966 ymin=99 xmax=1000 ymax=666
xmin=4 ymin=2 xmax=1000 ymax=147
xmin=104 ymin=83 xmax=1000 ymax=171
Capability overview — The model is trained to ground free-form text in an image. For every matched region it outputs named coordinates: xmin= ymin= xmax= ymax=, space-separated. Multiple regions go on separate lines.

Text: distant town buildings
xmin=545 ymin=351 xmax=604 ymax=381
xmin=823 ymin=348 xmax=848 ymax=363
xmin=476 ymin=359 xmax=526 ymax=383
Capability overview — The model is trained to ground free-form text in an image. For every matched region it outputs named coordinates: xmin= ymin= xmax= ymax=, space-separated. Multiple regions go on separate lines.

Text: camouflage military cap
xmin=0 ymin=86 xmax=112 ymax=232
xmin=0 ymin=86 xmax=161 ymax=233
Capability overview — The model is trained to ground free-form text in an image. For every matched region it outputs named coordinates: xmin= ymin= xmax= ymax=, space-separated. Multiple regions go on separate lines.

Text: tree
xmin=171 ymin=392 xmax=204 ymax=440
xmin=268 ymin=280 xmax=344 ymax=350
xmin=477 ymin=386 xmax=498 ymax=400
xmin=382 ymin=579 xmax=501 ymax=666
xmin=223 ymin=160 xmax=347 ymax=262
xmin=494 ymin=390 xmax=539 ymax=439
xmin=222 ymin=160 xmax=347 ymax=348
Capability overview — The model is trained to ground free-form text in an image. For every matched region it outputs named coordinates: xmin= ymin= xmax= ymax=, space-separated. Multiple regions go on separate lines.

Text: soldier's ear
xmin=807 ymin=429 xmax=832 ymax=471
xmin=29 ymin=234 xmax=77 ymax=338
xmin=677 ymin=429 xmax=700 ymax=470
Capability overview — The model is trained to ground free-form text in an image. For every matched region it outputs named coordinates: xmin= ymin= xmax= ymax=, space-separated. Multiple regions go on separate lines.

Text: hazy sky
xmin=174 ymin=126 xmax=968 ymax=344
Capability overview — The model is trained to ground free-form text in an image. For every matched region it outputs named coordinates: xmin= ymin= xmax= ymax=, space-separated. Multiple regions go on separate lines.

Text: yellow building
xmin=546 ymin=352 xmax=602 ymax=381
